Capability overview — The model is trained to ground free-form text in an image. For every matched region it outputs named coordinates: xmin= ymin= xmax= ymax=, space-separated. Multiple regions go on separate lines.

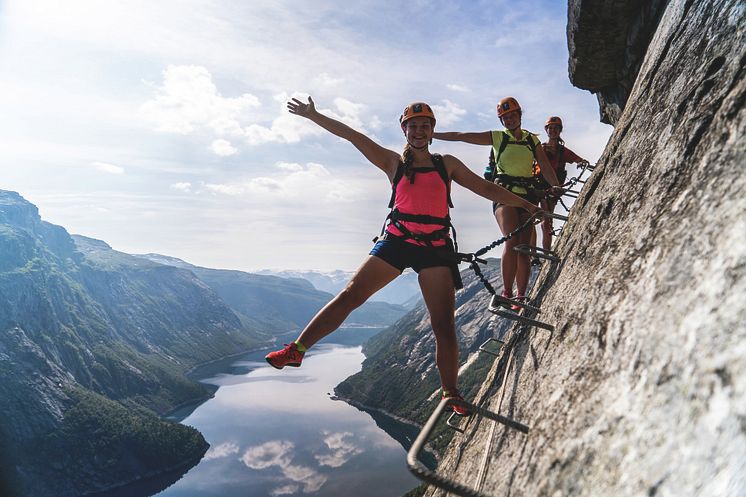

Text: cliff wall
xmin=423 ymin=1 xmax=745 ymax=496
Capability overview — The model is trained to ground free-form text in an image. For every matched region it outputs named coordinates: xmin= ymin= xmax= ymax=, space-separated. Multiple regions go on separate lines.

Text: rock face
xmin=419 ymin=1 xmax=745 ymax=496
xmin=568 ymin=0 xmax=670 ymax=124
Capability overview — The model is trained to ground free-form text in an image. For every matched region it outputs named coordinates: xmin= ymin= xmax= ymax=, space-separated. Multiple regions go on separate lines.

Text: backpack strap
xmin=387 ymin=161 xmax=406 ymax=209
xmin=431 ymin=154 xmax=454 ymax=208
xmin=489 ymin=131 xmax=510 ymax=182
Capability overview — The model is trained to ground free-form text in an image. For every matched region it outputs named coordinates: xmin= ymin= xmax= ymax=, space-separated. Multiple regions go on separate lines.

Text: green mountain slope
xmin=0 ymin=190 xmax=260 ymax=497
xmin=136 ymin=253 xmax=409 ymax=331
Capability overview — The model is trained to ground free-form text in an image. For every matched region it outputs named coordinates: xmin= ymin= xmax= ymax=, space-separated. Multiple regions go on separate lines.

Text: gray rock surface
xmin=424 ymin=1 xmax=745 ymax=496
xmin=568 ymin=0 xmax=670 ymax=124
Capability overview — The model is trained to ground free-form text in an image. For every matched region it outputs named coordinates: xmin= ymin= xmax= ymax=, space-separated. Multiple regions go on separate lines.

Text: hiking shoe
xmin=442 ymin=390 xmax=472 ymax=417
xmin=510 ymin=295 xmax=528 ymax=312
xmin=265 ymin=342 xmax=305 ymax=369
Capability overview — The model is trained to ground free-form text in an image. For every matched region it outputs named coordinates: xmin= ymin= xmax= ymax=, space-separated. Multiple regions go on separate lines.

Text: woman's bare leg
xmin=494 ymin=205 xmax=521 ymax=295
xmin=295 ymin=255 xmax=400 ymax=349
xmin=541 ymin=198 xmax=555 ymax=252
xmin=495 ymin=206 xmax=533 ymax=296
xmin=417 ymin=266 xmax=458 ymax=392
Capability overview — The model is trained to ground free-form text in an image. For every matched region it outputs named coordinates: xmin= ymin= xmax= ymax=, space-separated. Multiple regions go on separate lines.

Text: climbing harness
xmin=376 ymin=153 xmax=457 ymax=249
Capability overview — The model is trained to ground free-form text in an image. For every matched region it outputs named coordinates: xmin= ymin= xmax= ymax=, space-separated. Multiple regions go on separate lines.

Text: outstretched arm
xmin=432 ymin=131 xmax=492 ymax=146
xmin=288 ymin=96 xmax=400 ymax=179
xmin=445 ymin=155 xmax=543 ymax=215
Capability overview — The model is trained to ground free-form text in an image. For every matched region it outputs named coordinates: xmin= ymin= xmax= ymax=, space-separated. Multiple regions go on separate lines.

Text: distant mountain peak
xmin=0 ymin=189 xmax=41 ymax=229
xmin=70 ymin=234 xmax=112 ymax=250
xmin=134 ymin=253 xmax=194 ymax=269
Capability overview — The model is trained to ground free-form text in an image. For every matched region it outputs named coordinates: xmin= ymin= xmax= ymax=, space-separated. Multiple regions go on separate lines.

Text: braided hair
xmin=400 ymin=144 xmax=416 ymax=181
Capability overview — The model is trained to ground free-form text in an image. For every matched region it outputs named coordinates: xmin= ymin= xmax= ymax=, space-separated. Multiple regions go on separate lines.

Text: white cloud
xmin=211 ymin=139 xmax=237 ymax=156
xmin=240 ymin=440 xmax=293 ymax=470
xmin=275 ymin=161 xmax=303 ymax=172
xmin=205 ymin=162 xmax=359 ymax=202
xmin=313 ymin=72 xmax=343 ymax=87
xmin=92 ymin=161 xmax=124 ymax=174
xmin=432 ymin=99 xmax=467 ymax=127
xmin=170 ymin=182 xmax=192 ymax=193
xmin=446 ymin=83 xmax=469 ymax=92
xmin=314 ymin=431 xmax=363 ymax=468
xmin=140 ymin=65 xmax=261 ymax=135
xmin=271 ymin=484 xmax=299 ymax=496
xmin=241 ymin=440 xmax=327 ymax=494
xmin=369 ymin=115 xmax=383 ymax=130
xmin=283 ymin=464 xmax=326 ymax=493
xmin=203 ymin=441 xmax=240 ymax=461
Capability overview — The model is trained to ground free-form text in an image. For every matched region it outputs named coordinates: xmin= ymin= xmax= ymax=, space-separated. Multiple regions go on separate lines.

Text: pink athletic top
xmin=385 ymin=168 xmax=450 ymax=247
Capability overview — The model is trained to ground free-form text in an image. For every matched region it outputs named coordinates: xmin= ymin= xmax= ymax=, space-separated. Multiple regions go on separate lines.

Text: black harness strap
xmin=379 ymin=153 xmax=457 ymax=249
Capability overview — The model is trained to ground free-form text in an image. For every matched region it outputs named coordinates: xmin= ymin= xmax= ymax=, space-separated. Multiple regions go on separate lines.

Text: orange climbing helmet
xmin=400 ymin=102 xmax=436 ymax=125
xmin=545 ymin=116 xmax=563 ymax=129
xmin=497 ymin=97 xmax=521 ymax=117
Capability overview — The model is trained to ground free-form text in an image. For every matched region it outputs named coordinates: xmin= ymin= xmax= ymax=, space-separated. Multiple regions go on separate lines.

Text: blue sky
xmin=0 ymin=0 xmax=612 ymax=271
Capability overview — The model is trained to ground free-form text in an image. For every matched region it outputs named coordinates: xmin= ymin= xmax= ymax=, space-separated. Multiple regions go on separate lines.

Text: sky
xmin=0 ymin=0 xmax=613 ymax=272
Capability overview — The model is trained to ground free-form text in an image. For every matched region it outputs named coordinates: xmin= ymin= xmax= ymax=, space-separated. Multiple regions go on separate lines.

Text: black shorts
xmin=492 ymin=189 xmax=539 ymax=214
xmin=370 ymin=235 xmax=463 ymax=289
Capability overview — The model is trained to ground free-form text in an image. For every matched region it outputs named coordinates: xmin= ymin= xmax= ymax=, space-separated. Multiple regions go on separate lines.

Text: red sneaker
xmin=511 ymin=294 xmax=527 ymax=312
xmin=442 ymin=389 xmax=472 ymax=417
xmin=265 ymin=343 xmax=305 ymax=369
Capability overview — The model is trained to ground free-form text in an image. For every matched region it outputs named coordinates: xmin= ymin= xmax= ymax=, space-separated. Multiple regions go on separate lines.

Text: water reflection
xmin=149 ymin=342 xmax=419 ymax=497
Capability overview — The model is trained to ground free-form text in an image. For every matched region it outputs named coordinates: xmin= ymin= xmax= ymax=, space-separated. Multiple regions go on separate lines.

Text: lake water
xmin=146 ymin=333 xmax=422 ymax=497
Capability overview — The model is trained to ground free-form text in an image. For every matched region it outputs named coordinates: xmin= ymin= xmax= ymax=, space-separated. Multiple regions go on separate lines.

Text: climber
xmin=265 ymin=97 xmax=545 ymax=416
xmin=433 ymin=97 xmax=561 ymax=311
xmin=533 ymin=116 xmax=589 ymax=252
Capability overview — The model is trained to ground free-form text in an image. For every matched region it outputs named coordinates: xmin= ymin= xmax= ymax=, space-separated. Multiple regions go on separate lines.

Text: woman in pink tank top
xmin=265 ymin=96 xmax=544 ymax=417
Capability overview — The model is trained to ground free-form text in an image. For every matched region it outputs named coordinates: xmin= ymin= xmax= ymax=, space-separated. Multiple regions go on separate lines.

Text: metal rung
xmin=562 ymin=190 xmax=580 ymax=198
xmin=547 ymin=212 xmax=568 ymax=221
xmin=446 ymin=411 xmax=466 ymax=432
xmin=407 ymin=397 xmax=528 ymax=497
xmin=514 ymin=244 xmax=561 ymax=263
xmin=490 ymin=309 xmax=555 ymax=331
xmin=488 ymin=294 xmax=541 ymax=313
xmin=478 ymin=337 xmax=504 ymax=357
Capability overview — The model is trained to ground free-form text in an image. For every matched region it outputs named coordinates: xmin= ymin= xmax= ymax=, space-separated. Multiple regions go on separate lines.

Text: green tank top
xmin=490 ymin=129 xmax=539 ymax=194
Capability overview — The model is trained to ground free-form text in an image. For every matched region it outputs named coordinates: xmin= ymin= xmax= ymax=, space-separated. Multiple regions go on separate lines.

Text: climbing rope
xmin=457 ymin=214 xmax=540 ymax=296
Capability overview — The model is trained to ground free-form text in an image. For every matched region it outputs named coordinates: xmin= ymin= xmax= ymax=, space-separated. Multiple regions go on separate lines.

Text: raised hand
xmin=287 ymin=96 xmax=316 ymax=119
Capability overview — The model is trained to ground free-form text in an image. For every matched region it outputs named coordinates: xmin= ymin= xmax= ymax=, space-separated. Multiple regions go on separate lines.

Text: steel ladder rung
xmin=489 ymin=294 xmax=541 ymax=313
xmin=513 ymin=244 xmax=561 ymax=262
xmin=478 ymin=337 xmax=504 ymax=357
xmin=489 ymin=309 xmax=555 ymax=331
xmin=407 ymin=397 xmax=528 ymax=497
